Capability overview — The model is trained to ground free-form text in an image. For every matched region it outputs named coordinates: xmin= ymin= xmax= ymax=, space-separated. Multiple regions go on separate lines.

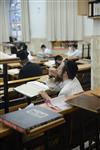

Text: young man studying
xmin=39 ymin=60 xmax=83 ymax=100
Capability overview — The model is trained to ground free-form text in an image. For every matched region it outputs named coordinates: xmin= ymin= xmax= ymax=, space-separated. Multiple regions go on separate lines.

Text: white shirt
xmin=28 ymin=50 xmax=33 ymax=60
xmin=46 ymin=77 xmax=83 ymax=97
xmin=44 ymin=48 xmax=52 ymax=55
xmin=66 ymin=49 xmax=82 ymax=58
xmin=37 ymin=48 xmax=52 ymax=58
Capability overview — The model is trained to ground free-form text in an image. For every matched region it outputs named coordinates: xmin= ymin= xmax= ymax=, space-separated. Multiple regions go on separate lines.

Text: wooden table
xmin=67 ymin=89 xmax=100 ymax=150
xmin=0 ymin=117 xmax=66 ymax=150
xmin=0 ymin=123 xmax=12 ymax=138
xmin=78 ymin=63 xmax=91 ymax=71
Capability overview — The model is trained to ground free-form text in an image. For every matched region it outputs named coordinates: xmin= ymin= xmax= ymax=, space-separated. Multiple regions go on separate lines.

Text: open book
xmin=44 ymin=60 xmax=55 ymax=67
xmin=0 ymin=105 xmax=62 ymax=134
xmin=14 ymin=81 xmax=49 ymax=97
xmin=46 ymin=95 xmax=72 ymax=111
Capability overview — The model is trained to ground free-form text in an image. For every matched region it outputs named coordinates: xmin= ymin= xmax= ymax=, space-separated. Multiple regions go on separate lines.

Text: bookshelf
xmin=78 ymin=0 xmax=100 ymax=18
xmin=88 ymin=0 xmax=100 ymax=18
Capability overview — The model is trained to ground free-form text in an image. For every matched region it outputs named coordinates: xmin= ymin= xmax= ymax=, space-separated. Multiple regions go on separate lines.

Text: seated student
xmin=54 ymin=55 xmax=63 ymax=68
xmin=15 ymin=42 xmax=33 ymax=61
xmin=37 ymin=44 xmax=52 ymax=58
xmin=39 ymin=60 xmax=83 ymax=100
xmin=17 ymin=49 xmax=42 ymax=79
xmin=66 ymin=44 xmax=82 ymax=61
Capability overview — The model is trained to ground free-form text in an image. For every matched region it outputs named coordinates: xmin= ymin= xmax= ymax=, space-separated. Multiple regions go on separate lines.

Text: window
xmin=9 ymin=0 xmax=22 ymax=40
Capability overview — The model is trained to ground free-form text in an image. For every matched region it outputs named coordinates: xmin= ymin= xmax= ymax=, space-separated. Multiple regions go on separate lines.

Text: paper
xmin=0 ymin=51 xmax=16 ymax=60
xmin=44 ymin=60 xmax=55 ymax=67
xmin=14 ymin=81 xmax=49 ymax=97
xmin=50 ymin=95 xmax=72 ymax=110
xmin=8 ymin=68 xmax=19 ymax=75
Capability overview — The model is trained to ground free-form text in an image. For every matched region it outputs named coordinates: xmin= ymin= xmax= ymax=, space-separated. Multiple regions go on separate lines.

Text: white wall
xmin=29 ymin=0 xmax=46 ymax=39
xmin=93 ymin=20 xmax=100 ymax=35
xmin=83 ymin=16 xmax=93 ymax=37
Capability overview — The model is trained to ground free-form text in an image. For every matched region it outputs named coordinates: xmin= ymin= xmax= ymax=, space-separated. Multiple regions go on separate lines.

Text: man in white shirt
xmin=39 ymin=44 xmax=52 ymax=57
xmin=66 ymin=44 xmax=82 ymax=61
xmin=40 ymin=60 xmax=83 ymax=100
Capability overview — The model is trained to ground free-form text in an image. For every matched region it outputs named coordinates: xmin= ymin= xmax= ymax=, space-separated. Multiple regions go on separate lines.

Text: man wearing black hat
xmin=39 ymin=60 xmax=83 ymax=100
xmin=17 ymin=45 xmax=42 ymax=79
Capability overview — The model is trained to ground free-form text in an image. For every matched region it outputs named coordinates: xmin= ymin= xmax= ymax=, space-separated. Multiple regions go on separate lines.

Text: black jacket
xmin=19 ymin=62 xmax=42 ymax=79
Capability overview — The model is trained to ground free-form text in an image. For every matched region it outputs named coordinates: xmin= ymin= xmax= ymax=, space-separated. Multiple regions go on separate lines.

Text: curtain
xmin=0 ymin=0 xmax=9 ymax=43
xmin=21 ymin=0 xmax=30 ymax=42
xmin=47 ymin=0 xmax=83 ymax=41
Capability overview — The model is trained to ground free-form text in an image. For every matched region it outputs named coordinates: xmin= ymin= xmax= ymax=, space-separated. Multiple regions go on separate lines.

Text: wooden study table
xmin=67 ymin=89 xmax=100 ymax=150
xmin=0 ymin=115 xmax=66 ymax=150
xmin=78 ymin=63 xmax=91 ymax=71
xmin=8 ymin=62 xmax=21 ymax=68
xmin=1 ymin=89 xmax=99 ymax=150
xmin=7 ymin=55 xmax=46 ymax=69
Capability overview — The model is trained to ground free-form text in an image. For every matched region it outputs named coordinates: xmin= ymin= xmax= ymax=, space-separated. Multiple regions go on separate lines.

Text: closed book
xmin=0 ymin=106 xmax=62 ymax=134
xmin=67 ymin=94 xmax=100 ymax=113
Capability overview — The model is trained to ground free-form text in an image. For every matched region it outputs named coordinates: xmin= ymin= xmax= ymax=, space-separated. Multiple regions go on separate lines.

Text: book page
xmin=50 ymin=95 xmax=72 ymax=110
xmin=44 ymin=60 xmax=55 ymax=67
xmin=27 ymin=81 xmax=49 ymax=90
xmin=14 ymin=81 xmax=49 ymax=97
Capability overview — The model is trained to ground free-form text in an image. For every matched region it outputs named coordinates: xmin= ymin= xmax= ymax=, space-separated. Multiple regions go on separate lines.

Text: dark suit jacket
xmin=19 ymin=62 xmax=42 ymax=79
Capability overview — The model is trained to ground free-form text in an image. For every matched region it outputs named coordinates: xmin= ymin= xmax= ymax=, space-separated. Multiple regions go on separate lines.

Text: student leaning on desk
xmin=37 ymin=44 xmax=52 ymax=58
xmin=39 ymin=60 xmax=83 ymax=100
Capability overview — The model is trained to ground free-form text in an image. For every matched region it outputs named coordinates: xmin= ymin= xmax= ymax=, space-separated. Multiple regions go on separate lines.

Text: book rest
xmin=67 ymin=91 xmax=100 ymax=150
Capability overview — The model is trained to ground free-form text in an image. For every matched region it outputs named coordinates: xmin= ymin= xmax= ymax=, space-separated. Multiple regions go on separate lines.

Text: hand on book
xmin=39 ymin=91 xmax=51 ymax=101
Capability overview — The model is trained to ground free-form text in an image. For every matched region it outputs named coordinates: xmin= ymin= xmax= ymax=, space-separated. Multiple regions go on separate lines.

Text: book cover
xmin=14 ymin=81 xmax=49 ymax=97
xmin=67 ymin=94 xmax=100 ymax=113
xmin=0 ymin=105 xmax=62 ymax=134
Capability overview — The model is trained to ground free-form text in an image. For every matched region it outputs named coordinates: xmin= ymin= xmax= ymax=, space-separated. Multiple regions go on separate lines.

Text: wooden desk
xmin=0 ymin=91 xmax=96 ymax=150
xmin=7 ymin=56 xmax=46 ymax=69
xmin=67 ymin=90 xmax=100 ymax=150
xmin=8 ymin=62 xmax=21 ymax=68
xmin=0 ymin=123 xmax=12 ymax=138
xmin=0 ymin=117 xmax=66 ymax=150
xmin=91 ymin=88 xmax=100 ymax=97
xmin=0 ymin=75 xmax=46 ymax=88
xmin=78 ymin=63 xmax=91 ymax=71
xmin=76 ymin=59 xmax=91 ymax=64
xmin=67 ymin=93 xmax=100 ymax=113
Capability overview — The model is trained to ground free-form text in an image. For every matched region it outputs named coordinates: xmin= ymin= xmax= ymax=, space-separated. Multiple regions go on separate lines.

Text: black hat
xmin=17 ymin=50 xmax=29 ymax=60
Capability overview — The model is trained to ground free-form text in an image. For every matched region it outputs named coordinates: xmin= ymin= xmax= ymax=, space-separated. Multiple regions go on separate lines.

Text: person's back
xmin=19 ymin=61 xmax=42 ymax=79
xmin=16 ymin=43 xmax=42 ymax=79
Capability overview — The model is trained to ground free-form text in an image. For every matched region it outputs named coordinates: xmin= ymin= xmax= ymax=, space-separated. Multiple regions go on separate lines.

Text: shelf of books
xmin=88 ymin=0 xmax=100 ymax=18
